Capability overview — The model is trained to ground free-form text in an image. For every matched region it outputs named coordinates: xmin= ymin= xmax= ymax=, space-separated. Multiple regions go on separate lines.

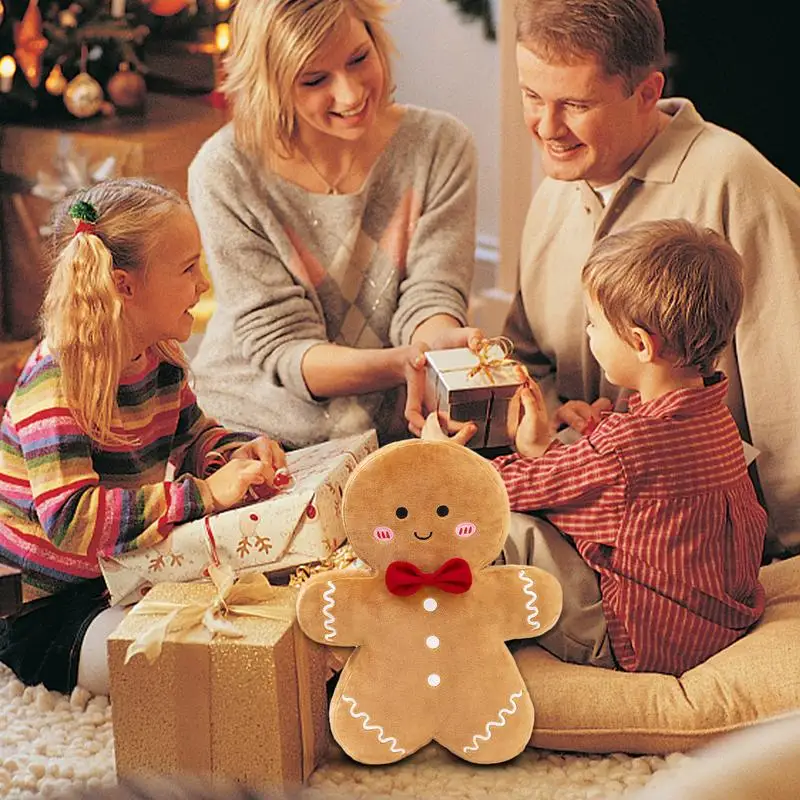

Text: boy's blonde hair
xmin=514 ymin=0 xmax=665 ymax=93
xmin=224 ymin=0 xmax=395 ymax=162
xmin=581 ymin=219 xmax=745 ymax=376
xmin=42 ymin=178 xmax=187 ymax=446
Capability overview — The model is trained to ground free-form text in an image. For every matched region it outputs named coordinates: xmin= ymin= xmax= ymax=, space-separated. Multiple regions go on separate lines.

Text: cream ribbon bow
xmin=124 ymin=563 xmax=296 ymax=665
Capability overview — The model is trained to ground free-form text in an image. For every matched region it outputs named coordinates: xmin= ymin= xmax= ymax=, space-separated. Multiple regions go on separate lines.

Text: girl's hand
xmin=229 ymin=437 xmax=287 ymax=474
xmin=205 ymin=459 xmax=271 ymax=511
xmin=515 ymin=382 xmax=555 ymax=458
xmin=554 ymin=397 xmax=612 ymax=435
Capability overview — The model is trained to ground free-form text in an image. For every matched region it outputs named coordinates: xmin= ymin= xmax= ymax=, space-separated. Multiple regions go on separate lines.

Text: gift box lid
xmin=426 ymin=348 xmax=524 ymax=402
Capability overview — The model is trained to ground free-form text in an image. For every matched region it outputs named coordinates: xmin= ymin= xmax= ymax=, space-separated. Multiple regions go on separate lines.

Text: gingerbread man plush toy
xmin=296 ymin=439 xmax=562 ymax=765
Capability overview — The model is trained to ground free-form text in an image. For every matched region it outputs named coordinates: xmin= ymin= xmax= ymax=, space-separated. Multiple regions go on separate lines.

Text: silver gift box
xmin=424 ymin=347 xmax=525 ymax=449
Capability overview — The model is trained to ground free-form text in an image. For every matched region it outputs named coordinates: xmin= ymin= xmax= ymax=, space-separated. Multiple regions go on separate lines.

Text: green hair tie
xmin=68 ymin=200 xmax=99 ymax=224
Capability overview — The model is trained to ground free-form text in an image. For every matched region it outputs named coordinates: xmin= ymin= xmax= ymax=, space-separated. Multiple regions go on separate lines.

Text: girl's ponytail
xmin=40 ymin=179 xmax=188 ymax=446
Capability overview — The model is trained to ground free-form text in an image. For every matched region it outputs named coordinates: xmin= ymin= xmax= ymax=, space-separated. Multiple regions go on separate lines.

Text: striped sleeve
xmin=492 ymin=438 xmax=624 ymax=522
xmin=171 ymin=379 xmax=254 ymax=478
xmin=8 ymin=365 xmax=214 ymax=559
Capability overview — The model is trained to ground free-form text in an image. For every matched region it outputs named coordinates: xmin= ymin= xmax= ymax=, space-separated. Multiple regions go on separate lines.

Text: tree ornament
xmin=64 ymin=72 xmax=104 ymax=118
xmin=13 ymin=0 xmax=48 ymax=88
xmin=146 ymin=0 xmax=190 ymax=16
xmin=45 ymin=63 xmax=67 ymax=95
xmin=107 ymin=62 xmax=146 ymax=111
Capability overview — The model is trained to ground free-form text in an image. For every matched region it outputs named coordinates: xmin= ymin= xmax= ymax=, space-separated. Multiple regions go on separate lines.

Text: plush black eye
xmin=395 ymin=506 xmax=408 ymax=519
xmin=436 ymin=505 xmax=449 ymax=517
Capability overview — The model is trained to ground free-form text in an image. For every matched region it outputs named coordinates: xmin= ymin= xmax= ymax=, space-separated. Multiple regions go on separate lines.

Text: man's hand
xmin=554 ymin=397 xmax=612 ymax=435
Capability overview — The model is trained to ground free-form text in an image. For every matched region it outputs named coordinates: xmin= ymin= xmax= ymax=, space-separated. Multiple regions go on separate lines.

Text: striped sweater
xmin=0 ymin=342 xmax=251 ymax=601
xmin=494 ymin=375 xmax=767 ymax=675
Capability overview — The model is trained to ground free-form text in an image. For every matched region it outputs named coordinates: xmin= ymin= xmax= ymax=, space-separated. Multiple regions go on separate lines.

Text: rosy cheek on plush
xmin=373 ymin=526 xmax=395 ymax=542
xmin=455 ymin=522 xmax=477 ymax=538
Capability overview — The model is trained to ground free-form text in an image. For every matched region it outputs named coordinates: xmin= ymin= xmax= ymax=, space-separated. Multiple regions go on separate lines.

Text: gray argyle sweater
xmin=188 ymin=106 xmax=477 ymax=447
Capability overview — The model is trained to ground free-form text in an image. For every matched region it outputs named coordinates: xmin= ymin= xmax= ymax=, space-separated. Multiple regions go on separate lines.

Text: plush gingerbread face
xmin=296 ymin=440 xmax=562 ymax=765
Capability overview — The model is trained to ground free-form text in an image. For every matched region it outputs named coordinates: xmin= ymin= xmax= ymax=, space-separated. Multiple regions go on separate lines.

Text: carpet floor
xmin=0 ymin=665 xmax=688 ymax=799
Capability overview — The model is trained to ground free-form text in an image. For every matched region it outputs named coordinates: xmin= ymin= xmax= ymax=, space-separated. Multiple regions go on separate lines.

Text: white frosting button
xmin=427 ymin=673 xmax=441 ymax=687
xmin=423 ymin=597 xmax=437 ymax=612
xmin=425 ymin=635 xmax=440 ymax=649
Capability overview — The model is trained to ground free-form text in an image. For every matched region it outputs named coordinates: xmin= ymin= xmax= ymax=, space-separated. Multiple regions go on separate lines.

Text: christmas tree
xmin=0 ymin=0 xmax=223 ymax=120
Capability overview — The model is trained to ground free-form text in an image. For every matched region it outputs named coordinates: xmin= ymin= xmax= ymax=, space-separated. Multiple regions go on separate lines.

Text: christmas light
xmin=0 ymin=55 xmax=16 ymax=93
xmin=214 ymin=0 xmax=231 ymax=10
xmin=215 ymin=22 xmax=230 ymax=52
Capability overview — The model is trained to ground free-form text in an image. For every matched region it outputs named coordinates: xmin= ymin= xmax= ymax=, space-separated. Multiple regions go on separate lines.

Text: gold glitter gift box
xmin=424 ymin=339 xmax=527 ymax=449
xmin=107 ymin=579 xmax=330 ymax=794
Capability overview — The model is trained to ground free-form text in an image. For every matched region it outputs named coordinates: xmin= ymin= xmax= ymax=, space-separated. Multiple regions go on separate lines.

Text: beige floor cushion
xmin=518 ymin=557 xmax=800 ymax=754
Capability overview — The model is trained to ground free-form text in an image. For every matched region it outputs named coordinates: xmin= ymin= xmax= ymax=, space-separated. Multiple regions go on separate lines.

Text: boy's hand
xmin=554 ymin=397 xmax=612 ymax=435
xmin=205 ymin=459 xmax=270 ymax=511
xmin=515 ymin=382 xmax=555 ymax=458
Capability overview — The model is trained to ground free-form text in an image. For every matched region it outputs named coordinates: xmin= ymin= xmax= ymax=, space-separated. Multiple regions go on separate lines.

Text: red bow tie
xmin=385 ymin=557 xmax=473 ymax=596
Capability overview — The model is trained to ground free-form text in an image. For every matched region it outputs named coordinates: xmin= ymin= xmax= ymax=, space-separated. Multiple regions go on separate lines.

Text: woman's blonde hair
xmin=42 ymin=178 xmax=188 ymax=446
xmin=224 ymin=0 xmax=395 ymax=161
xmin=581 ymin=219 xmax=745 ymax=376
xmin=514 ymin=0 xmax=665 ymax=93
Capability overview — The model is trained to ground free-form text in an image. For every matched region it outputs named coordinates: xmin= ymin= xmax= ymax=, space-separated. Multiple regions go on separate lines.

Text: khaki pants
xmin=501 ymin=512 xmax=616 ymax=669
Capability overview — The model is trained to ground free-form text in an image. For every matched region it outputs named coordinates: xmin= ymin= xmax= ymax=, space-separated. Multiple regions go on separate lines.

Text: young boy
xmin=428 ymin=219 xmax=767 ymax=675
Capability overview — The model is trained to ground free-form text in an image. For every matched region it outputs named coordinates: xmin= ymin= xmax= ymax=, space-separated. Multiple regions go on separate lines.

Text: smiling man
xmin=504 ymin=0 xmax=800 ymax=558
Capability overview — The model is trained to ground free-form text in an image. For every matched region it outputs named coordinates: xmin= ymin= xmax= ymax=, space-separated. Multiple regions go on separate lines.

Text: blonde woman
xmin=0 ymin=179 xmax=285 ymax=695
xmin=188 ymin=0 xmax=482 ymax=447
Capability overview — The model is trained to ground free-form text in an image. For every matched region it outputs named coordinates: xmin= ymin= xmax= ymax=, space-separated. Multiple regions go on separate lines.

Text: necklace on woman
xmin=300 ymin=146 xmax=358 ymax=195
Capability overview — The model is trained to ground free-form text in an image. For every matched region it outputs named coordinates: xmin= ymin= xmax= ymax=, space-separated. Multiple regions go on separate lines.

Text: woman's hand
xmin=421 ymin=412 xmax=477 ymax=446
xmin=204 ymin=459 xmax=271 ymax=511
xmin=404 ymin=326 xmax=485 ymax=436
xmin=427 ymin=326 xmax=485 ymax=353
xmin=553 ymin=397 xmax=612 ymax=435
xmin=515 ymin=381 xmax=556 ymax=458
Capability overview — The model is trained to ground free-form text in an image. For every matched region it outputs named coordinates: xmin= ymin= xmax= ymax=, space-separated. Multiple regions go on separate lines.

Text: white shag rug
xmin=0 ymin=664 xmax=689 ymax=799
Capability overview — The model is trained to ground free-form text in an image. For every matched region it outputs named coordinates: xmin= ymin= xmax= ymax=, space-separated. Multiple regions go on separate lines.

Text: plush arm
xmin=296 ymin=571 xmax=378 ymax=648
xmin=480 ymin=565 xmax=563 ymax=641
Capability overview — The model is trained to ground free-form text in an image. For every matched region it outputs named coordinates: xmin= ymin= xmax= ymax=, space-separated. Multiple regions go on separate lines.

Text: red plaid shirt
xmin=494 ymin=375 xmax=767 ymax=675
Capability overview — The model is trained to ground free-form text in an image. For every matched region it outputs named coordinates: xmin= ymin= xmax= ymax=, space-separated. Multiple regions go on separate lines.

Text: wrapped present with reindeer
xmin=296 ymin=439 xmax=563 ymax=765
xmin=424 ymin=337 xmax=529 ymax=450
xmin=100 ymin=430 xmax=377 ymax=606
xmin=108 ymin=565 xmax=330 ymax=793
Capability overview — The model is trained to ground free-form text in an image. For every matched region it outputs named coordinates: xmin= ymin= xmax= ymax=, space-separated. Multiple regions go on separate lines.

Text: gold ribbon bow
xmin=124 ymin=563 xmax=295 ymax=665
xmin=466 ymin=336 xmax=528 ymax=385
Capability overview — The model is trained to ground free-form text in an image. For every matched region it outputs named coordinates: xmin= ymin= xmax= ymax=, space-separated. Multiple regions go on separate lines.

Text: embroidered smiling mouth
xmin=414 ymin=531 xmax=433 ymax=541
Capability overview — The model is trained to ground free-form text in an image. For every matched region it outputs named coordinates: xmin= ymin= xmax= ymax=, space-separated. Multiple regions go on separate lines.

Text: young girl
xmin=0 ymin=178 xmax=286 ymax=696
xmin=188 ymin=0 xmax=483 ymax=447
xmin=427 ymin=219 xmax=767 ymax=676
